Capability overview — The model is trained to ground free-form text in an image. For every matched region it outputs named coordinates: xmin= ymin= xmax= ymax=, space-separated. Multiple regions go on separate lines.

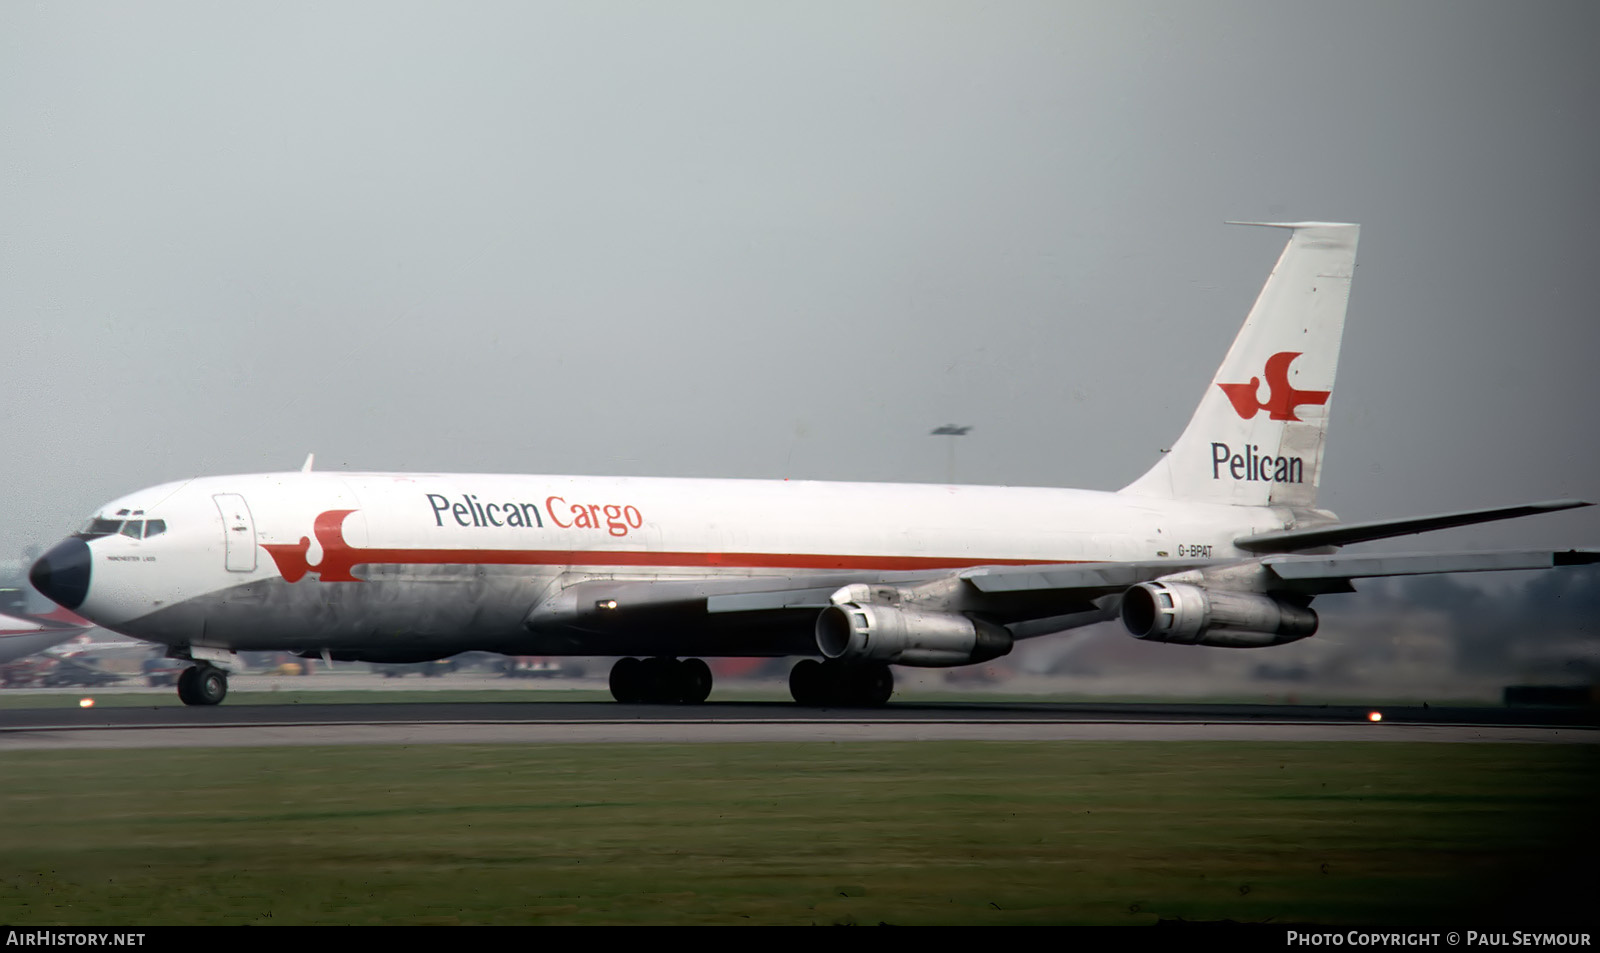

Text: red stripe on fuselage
xmin=350 ymin=548 xmax=1065 ymax=571
xmin=264 ymin=543 xmax=1075 ymax=581
xmin=259 ymin=509 xmax=1086 ymax=582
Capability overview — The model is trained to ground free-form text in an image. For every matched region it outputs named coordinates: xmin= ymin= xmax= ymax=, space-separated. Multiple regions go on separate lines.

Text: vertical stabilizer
xmin=1120 ymin=222 xmax=1359 ymax=507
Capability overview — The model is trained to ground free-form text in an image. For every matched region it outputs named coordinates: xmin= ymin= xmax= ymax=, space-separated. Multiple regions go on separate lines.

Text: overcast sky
xmin=3 ymin=1 xmax=1598 ymax=568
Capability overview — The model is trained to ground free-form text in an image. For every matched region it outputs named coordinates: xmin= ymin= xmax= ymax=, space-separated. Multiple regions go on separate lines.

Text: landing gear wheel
xmin=677 ymin=658 xmax=713 ymax=704
xmin=176 ymin=665 xmax=228 ymax=706
xmin=176 ymin=666 xmax=199 ymax=705
xmin=609 ymin=657 xmax=645 ymax=703
xmin=612 ymin=656 xmax=715 ymax=704
xmin=818 ymin=658 xmax=851 ymax=705
xmin=195 ymin=667 xmax=228 ymax=705
xmin=790 ymin=659 xmax=894 ymax=707
xmin=789 ymin=658 xmax=827 ymax=706
xmin=638 ymin=656 xmax=677 ymax=704
xmin=847 ymin=662 xmax=894 ymax=707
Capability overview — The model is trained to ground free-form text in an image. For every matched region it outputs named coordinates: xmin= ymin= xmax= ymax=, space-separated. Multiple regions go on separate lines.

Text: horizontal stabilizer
xmin=1234 ymin=500 xmax=1592 ymax=553
xmin=1265 ymin=548 xmax=1600 ymax=585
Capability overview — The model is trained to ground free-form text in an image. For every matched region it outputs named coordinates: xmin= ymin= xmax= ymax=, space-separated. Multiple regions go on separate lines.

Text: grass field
xmin=0 ymin=741 xmax=1593 ymax=925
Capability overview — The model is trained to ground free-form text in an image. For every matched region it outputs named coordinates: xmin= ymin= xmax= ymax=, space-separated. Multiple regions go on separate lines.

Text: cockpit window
xmin=77 ymin=519 xmax=123 ymax=539
xmin=75 ymin=515 xmax=167 ymax=540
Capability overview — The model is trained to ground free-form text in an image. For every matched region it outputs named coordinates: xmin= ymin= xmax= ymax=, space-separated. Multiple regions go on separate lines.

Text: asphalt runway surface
xmin=1 ymin=699 xmax=1595 ymax=749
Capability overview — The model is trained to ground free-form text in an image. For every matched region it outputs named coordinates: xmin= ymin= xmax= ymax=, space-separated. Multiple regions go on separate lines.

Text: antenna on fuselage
xmin=301 ymin=453 xmax=315 ymax=473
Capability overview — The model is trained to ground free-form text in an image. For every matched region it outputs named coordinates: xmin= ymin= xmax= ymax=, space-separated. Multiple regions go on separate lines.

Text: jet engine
xmin=1119 ymin=581 xmax=1317 ymax=648
xmin=816 ymin=603 xmax=1013 ymax=667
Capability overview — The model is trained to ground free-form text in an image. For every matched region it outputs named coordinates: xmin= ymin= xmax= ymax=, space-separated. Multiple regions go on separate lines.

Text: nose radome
xmin=30 ymin=538 xmax=91 ymax=610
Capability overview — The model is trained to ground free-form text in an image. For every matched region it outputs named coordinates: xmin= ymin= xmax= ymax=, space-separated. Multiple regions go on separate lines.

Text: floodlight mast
xmin=929 ymin=424 xmax=971 ymax=483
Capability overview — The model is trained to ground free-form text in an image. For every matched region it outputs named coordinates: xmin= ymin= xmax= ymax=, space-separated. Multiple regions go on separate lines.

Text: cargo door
xmin=213 ymin=494 xmax=258 ymax=572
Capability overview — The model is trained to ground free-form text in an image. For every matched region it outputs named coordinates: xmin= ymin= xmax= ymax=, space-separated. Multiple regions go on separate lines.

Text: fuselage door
xmin=213 ymin=494 xmax=258 ymax=572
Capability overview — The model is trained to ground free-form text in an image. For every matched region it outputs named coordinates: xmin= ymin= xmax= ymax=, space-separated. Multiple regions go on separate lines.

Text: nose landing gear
xmin=176 ymin=664 xmax=228 ymax=706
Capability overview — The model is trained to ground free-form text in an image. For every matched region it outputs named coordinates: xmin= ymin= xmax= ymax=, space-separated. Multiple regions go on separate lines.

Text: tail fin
xmin=1120 ymin=222 xmax=1359 ymax=507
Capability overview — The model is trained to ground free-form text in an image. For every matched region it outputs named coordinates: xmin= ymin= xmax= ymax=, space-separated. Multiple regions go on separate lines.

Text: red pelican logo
xmin=261 ymin=510 xmax=363 ymax=582
xmin=1217 ymin=351 xmax=1330 ymax=421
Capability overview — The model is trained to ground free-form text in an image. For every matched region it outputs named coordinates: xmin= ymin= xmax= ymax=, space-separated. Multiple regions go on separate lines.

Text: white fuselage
xmin=59 ymin=470 xmax=1288 ymax=659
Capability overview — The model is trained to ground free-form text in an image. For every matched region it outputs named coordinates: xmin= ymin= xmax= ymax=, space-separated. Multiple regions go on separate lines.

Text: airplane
xmin=0 ymin=598 xmax=97 ymax=687
xmin=25 ymin=222 xmax=1597 ymax=707
xmin=0 ymin=605 xmax=93 ymax=667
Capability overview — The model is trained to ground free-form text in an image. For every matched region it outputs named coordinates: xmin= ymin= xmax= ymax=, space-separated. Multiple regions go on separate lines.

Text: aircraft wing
xmin=527 ymin=559 xmax=1223 ymax=647
xmin=528 ymin=543 xmax=1600 ymax=655
xmin=955 ymin=549 xmax=1600 ymax=598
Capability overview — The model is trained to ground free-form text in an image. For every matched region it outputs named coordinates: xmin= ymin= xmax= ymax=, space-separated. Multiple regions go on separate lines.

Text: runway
xmin=1 ymin=699 xmax=1594 ymax=749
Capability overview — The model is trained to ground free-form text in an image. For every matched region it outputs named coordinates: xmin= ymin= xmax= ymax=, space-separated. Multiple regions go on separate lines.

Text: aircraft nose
xmin=30 ymin=538 xmax=91 ymax=610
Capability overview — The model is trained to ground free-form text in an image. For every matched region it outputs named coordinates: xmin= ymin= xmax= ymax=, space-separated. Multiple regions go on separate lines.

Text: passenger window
xmin=120 ymin=521 xmax=144 ymax=539
xmin=144 ymin=520 xmax=167 ymax=538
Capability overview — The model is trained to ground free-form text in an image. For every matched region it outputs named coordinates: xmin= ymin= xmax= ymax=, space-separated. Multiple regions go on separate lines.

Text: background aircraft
xmin=0 ymin=582 xmax=92 ymax=666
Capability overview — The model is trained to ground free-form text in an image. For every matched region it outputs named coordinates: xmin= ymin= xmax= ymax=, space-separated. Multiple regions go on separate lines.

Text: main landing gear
xmin=608 ymin=657 xmax=714 ymax=704
xmin=175 ymin=663 xmax=228 ymax=706
xmin=604 ymin=657 xmax=896 ymax=707
xmin=788 ymin=659 xmax=893 ymax=707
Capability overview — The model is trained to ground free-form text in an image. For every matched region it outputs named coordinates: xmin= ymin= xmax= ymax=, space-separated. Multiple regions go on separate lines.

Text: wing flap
xmin=962 ymin=559 xmax=1213 ymax=594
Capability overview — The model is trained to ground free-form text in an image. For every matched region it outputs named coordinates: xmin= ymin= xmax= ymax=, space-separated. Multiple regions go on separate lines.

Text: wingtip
xmin=1225 ymin=220 xmax=1360 ymax=229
